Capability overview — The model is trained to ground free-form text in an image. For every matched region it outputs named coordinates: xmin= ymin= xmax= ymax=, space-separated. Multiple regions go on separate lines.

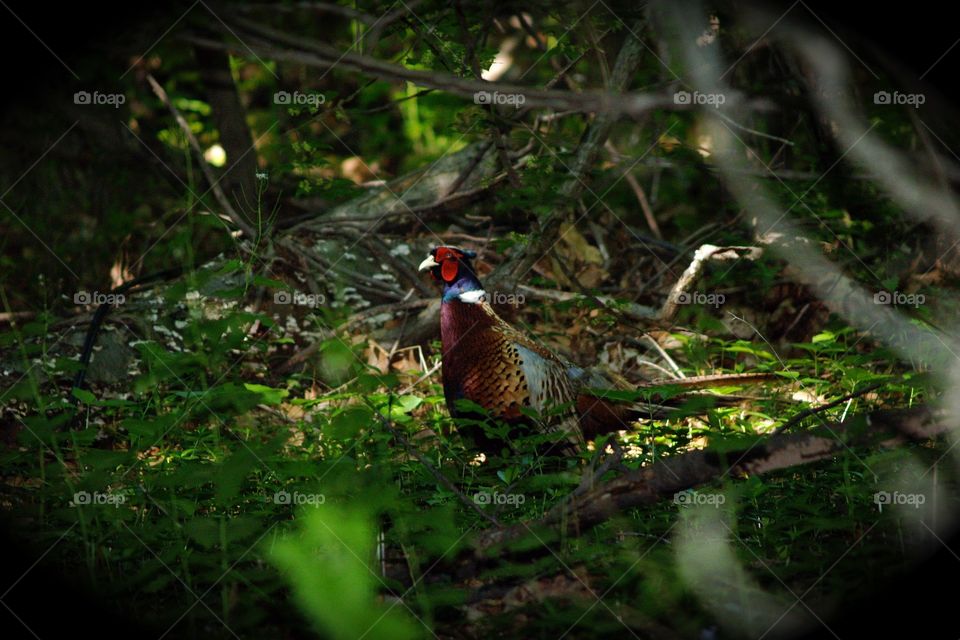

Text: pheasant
xmin=418 ymin=245 xmax=768 ymax=455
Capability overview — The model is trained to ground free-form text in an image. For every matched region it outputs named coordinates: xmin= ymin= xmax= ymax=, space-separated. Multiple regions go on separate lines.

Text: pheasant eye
xmin=435 ymin=247 xmax=461 ymax=261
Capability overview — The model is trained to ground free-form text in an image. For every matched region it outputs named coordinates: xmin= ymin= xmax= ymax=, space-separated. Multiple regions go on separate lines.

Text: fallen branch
xmin=473 ymin=404 xmax=949 ymax=552
xmin=277 ymin=298 xmax=432 ymax=374
xmin=295 ymin=173 xmax=508 ymax=230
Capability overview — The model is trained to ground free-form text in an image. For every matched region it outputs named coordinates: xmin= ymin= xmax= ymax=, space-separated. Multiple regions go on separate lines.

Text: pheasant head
xmin=417 ymin=246 xmax=484 ymax=303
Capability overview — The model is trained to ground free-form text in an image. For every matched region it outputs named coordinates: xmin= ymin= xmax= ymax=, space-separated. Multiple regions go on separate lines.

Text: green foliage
xmin=270 ymin=505 xmax=421 ymax=640
xmin=0 ymin=279 xmax=947 ymax=638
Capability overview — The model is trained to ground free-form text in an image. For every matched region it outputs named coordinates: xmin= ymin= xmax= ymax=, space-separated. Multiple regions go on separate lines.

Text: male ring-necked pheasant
xmin=418 ymin=245 xmax=767 ymax=454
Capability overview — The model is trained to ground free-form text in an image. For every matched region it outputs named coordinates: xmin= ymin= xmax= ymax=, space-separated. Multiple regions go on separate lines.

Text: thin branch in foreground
xmin=772 ymin=382 xmax=883 ymax=435
xmin=144 ymin=73 xmax=258 ymax=239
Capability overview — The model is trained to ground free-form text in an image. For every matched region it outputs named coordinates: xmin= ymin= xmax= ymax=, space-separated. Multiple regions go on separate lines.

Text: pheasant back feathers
xmin=438 ymin=290 xmax=584 ymax=447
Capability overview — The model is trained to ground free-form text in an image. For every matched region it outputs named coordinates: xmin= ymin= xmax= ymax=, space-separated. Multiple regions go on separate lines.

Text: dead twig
xmin=145 ymin=73 xmax=257 ymax=239
xmin=659 ymin=244 xmax=763 ymax=322
xmin=772 ymin=382 xmax=883 ymax=435
xmin=606 ymin=139 xmax=662 ymax=239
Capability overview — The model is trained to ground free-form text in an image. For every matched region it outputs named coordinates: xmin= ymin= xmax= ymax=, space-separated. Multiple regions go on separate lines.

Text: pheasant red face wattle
xmin=418 ymin=246 xmax=474 ymax=283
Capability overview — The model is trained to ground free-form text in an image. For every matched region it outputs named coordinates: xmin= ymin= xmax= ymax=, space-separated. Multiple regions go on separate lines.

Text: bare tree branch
xmin=495 ymin=21 xmax=652 ymax=288
xmin=145 ymin=73 xmax=258 ymax=239
xmin=184 ymin=18 xmax=689 ymax=118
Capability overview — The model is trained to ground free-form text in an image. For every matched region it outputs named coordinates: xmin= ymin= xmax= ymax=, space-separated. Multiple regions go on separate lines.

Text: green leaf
xmin=243 ymin=383 xmax=289 ymax=405
xmin=122 ymin=415 xmax=176 ymax=439
xmin=330 ymin=406 xmax=374 ymax=440
xmin=270 ymin=505 xmax=420 ymax=640
xmin=812 ymin=331 xmax=836 ymax=344
xmin=321 ymin=339 xmax=358 ymax=384
xmin=385 ymin=395 xmax=422 ymax=418
xmin=71 ymin=387 xmax=96 ymax=404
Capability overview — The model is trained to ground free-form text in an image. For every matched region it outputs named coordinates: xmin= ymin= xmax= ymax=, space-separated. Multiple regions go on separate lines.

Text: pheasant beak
xmin=418 ymin=255 xmax=440 ymax=272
